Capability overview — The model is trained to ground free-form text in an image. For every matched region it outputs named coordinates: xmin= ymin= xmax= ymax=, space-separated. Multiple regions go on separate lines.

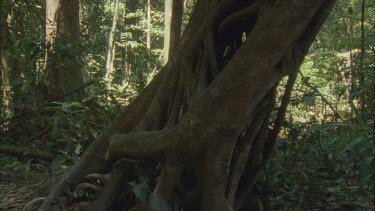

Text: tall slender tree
xmin=105 ymin=0 xmax=120 ymax=93
xmin=147 ymin=0 xmax=151 ymax=50
xmin=0 ymin=0 xmax=12 ymax=117
xmin=163 ymin=0 xmax=184 ymax=63
xmin=359 ymin=0 xmax=366 ymax=112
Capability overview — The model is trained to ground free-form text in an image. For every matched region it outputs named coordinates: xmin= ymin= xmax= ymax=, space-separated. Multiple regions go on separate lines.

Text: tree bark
xmin=45 ymin=0 xmax=84 ymax=101
xmin=0 ymin=1 xmax=12 ymax=118
xmin=359 ymin=0 xmax=366 ymax=112
xmin=36 ymin=1 xmax=336 ymax=210
xmin=45 ymin=0 xmax=61 ymax=83
xmin=163 ymin=0 xmax=184 ymax=63
xmin=147 ymin=0 xmax=151 ymax=50
xmin=105 ymin=0 xmax=120 ymax=93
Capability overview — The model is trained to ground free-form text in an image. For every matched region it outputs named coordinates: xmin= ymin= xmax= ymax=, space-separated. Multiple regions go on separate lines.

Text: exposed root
xmin=85 ymin=173 xmax=109 ymax=184
xmin=226 ymin=106 xmax=270 ymax=204
xmin=206 ymin=31 xmax=219 ymax=77
xmin=38 ymin=169 xmax=71 ymax=211
xmin=106 ymin=130 xmax=176 ymax=160
xmin=58 ymin=197 xmax=68 ymax=211
xmin=77 ymin=201 xmax=98 ymax=211
xmin=22 ymin=197 xmax=46 ymax=211
xmin=74 ymin=183 xmax=103 ymax=196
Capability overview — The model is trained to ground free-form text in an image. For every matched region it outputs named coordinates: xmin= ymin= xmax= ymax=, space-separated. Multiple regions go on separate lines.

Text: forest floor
xmin=0 ymin=152 xmax=374 ymax=211
xmin=0 ymin=169 xmax=49 ymax=211
xmin=268 ymin=141 xmax=375 ymax=211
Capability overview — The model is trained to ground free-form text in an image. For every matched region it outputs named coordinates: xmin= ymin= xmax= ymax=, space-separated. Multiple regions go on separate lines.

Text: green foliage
xmin=0 ymin=0 xmax=169 ymax=180
xmin=267 ymin=121 xmax=374 ymax=210
xmin=129 ymin=177 xmax=172 ymax=211
xmin=268 ymin=1 xmax=375 ymax=204
xmin=0 ymin=157 xmax=44 ymax=178
xmin=129 ymin=177 xmax=150 ymax=203
xmin=0 ymin=97 xmax=112 ymax=176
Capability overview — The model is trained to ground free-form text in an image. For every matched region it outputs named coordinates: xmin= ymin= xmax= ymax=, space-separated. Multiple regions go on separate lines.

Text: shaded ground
xmin=267 ymin=139 xmax=375 ymax=211
xmin=0 ymin=170 xmax=50 ymax=211
xmin=0 ymin=139 xmax=374 ymax=211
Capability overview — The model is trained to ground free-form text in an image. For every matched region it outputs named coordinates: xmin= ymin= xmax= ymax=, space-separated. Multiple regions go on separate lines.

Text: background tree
xmin=45 ymin=0 xmax=84 ymax=101
xmin=104 ymin=0 xmax=120 ymax=93
xmin=0 ymin=0 xmax=12 ymax=118
xmin=163 ymin=0 xmax=184 ymax=63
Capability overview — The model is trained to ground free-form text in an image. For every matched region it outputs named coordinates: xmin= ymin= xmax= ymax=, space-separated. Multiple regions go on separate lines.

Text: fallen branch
xmin=0 ymin=144 xmax=55 ymax=161
xmin=22 ymin=197 xmax=46 ymax=211
xmin=23 ymin=127 xmax=51 ymax=143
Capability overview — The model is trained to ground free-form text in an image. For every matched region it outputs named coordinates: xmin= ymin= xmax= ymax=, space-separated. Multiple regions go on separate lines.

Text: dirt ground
xmin=0 ymin=171 xmax=50 ymax=211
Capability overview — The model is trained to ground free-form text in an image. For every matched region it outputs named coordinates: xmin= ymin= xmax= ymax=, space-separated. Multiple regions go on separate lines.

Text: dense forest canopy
xmin=0 ymin=0 xmax=374 ymax=210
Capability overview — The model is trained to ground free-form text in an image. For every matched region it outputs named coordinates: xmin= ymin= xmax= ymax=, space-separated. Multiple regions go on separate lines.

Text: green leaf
xmin=149 ymin=193 xmax=172 ymax=211
xmin=9 ymin=79 xmax=23 ymax=87
xmin=303 ymin=95 xmax=316 ymax=106
xmin=132 ymin=184 xmax=149 ymax=203
xmin=139 ymin=177 xmax=149 ymax=184
xmin=61 ymin=102 xmax=71 ymax=109
xmin=51 ymin=159 xmax=63 ymax=173
xmin=342 ymin=137 xmax=365 ymax=152
xmin=327 ymin=186 xmax=341 ymax=193
xmin=257 ymin=198 xmax=264 ymax=211
xmin=51 ymin=119 xmax=59 ymax=139
xmin=359 ymin=156 xmax=375 ymax=186
xmin=75 ymin=144 xmax=82 ymax=155
xmin=349 ymin=101 xmax=365 ymax=127
xmin=24 ymin=161 xmax=31 ymax=174
xmin=82 ymin=95 xmax=94 ymax=103
xmin=129 ymin=75 xmax=137 ymax=82
xmin=70 ymin=102 xmax=85 ymax=108
xmin=21 ymin=81 xmax=31 ymax=93
xmin=42 ymin=78 xmax=50 ymax=87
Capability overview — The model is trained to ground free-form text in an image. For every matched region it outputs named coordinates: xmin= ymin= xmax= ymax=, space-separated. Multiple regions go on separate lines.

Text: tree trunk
xmin=45 ymin=0 xmax=84 ymax=101
xmin=45 ymin=0 xmax=60 ymax=85
xmin=0 ymin=0 xmax=12 ymax=118
xmin=147 ymin=0 xmax=151 ymax=50
xmin=163 ymin=0 xmax=184 ymax=63
xmin=105 ymin=0 xmax=120 ymax=93
xmin=36 ymin=1 xmax=336 ymax=210
xmin=359 ymin=0 xmax=366 ymax=112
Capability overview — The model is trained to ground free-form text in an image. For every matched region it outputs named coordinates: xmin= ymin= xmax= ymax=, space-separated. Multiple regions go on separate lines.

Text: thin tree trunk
xmin=163 ymin=0 xmax=183 ymax=63
xmin=45 ymin=0 xmax=60 ymax=82
xmin=169 ymin=0 xmax=183 ymax=58
xmin=344 ymin=12 xmax=356 ymax=117
xmin=0 ymin=3 xmax=11 ymax=118
xmin=163 ymin=0 xmax=172 ymax=64
xmin=359 ymin=0 xmax=366 ymax=112
xmin=105 ymin=0 xmax=120 ymax=92
xmin=147 ymin=0 xmax=151 ymax=50
xmin=121 ymin=0 xmax=128 ymax=88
